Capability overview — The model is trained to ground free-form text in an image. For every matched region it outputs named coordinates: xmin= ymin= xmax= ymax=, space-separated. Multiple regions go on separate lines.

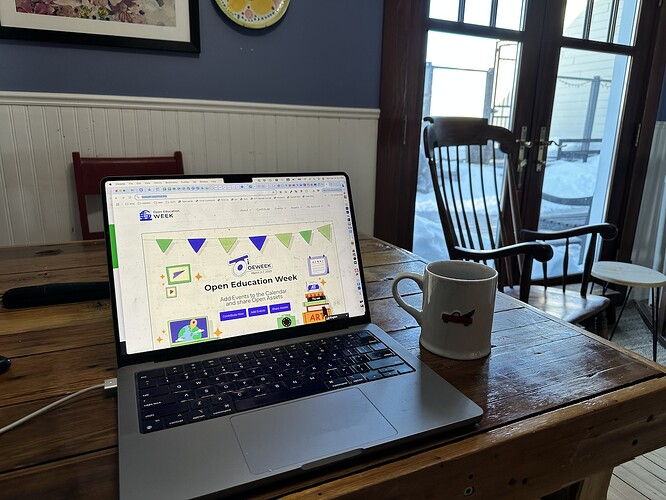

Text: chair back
xmin=73 ymin=151 xmax=184 ymax=239
xmin=422 ymin=116 xmax=523 ymax=286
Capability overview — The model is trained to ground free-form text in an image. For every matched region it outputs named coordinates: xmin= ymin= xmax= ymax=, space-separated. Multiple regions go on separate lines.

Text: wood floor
xmin=607 ymin=435 xmax=666 ymax=499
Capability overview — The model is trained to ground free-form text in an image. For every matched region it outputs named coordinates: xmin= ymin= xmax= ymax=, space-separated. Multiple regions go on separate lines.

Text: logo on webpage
xmin=229 ymin=255 xmax=249 ymax=276
xmin=139 ymin=210 xmax=152 ymax=221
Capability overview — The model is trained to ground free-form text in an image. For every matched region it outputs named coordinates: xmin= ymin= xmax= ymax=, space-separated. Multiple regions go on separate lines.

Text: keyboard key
xmin=195 ymin=387 xmax=216 ymax=398
xmin=137 ymin=379 xmax=157 ymax=389
xmin=347 ymin=374 xmax=366 ymax=384
xmin=190 ymin=399 xmax=210 ymax=410
xmin=169 ymin=382 xmax=189 ymax=392
xmin=141 ymin=418 xmax=165 ymax=433
xmin=184 ymin=361 xmax=203 ymax=371
xmin=137 ymin=368 xmax=165 ymax=381
xmin=141 ymin=401 xmax=189 ymax=420
xmin=166 ymin=413 xmax=188 ymax=428
xmin=138 ymin=385 xmax=169 ymax=399
xmin=367 ymin=356 xmax=404 ymax=370
xmin=326 ymin=377 xmax=350 ymax=389
xmin=141 ymin=394 xmax=176 ymax=409
xmin=189 ymin=408 xmax=210 ymax=422
xmin=211 ymin=403 xmax=234 ymax=417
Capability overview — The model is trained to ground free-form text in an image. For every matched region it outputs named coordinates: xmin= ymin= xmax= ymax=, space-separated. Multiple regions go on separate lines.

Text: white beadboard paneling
xmin=0 ymin=92 xmax=379 ymax=246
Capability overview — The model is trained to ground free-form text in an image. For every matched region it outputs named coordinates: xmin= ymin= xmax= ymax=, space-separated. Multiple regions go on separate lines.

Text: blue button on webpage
xmin=248 ymin=306 xmax=268 ymax=317
xmin=220 ymin=309 xmax=247 ymax=321
xmin=270 ymin=302 xmax=291 ymax=314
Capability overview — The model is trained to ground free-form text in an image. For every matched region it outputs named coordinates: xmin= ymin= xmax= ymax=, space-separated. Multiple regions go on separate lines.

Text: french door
xmin=375 ymin=0 xmax=666 ymax=272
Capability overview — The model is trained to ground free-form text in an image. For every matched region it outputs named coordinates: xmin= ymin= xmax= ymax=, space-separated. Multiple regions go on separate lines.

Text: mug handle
xmin=391 ymin=272 xmax=424 ymax=326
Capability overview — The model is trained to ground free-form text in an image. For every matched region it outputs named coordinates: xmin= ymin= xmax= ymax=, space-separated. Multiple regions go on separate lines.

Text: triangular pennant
xmin=218 ymin=237 xmax=237 ymax=253
xmin=299 ymin=230 xmax=313 ymax=245
xmin=317 ymin=224 xmax=331 ymax=241
xmin=188 ymin=238 xmax=206 ymax=253
xmin=250 ymin=235 xmax=267 ymax=252
xmin=156 ymin=239 xmax=173 ymax=253
xmin=276 ymin=233 xmax=293 ymax=248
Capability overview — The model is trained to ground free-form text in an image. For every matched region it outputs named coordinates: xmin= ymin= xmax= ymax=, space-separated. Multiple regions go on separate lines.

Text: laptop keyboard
xmin=136 ymin=330 xmax=414 ymax=433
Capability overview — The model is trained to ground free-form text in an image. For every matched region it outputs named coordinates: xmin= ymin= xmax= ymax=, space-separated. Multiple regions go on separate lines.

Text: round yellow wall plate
xmin=216 ymin=0 xmax=291 ymax=29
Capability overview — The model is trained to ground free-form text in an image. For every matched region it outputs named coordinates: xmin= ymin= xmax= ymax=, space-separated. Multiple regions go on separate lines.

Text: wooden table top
xmin=1 ymin=235 xmax=665 ymax=499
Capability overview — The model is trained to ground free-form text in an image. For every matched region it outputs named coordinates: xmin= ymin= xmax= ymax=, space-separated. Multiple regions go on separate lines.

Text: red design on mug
xmin=441 ymin=310 xmax=475 ymax=326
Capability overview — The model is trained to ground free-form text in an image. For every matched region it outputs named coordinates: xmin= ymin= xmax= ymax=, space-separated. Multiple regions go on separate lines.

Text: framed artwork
xmin=0 ymin=0 xmax=200 ymax=53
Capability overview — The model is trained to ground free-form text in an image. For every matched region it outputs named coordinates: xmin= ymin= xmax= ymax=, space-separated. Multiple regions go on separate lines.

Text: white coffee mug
xmin=392 ymin=260 xmax=498 ymax=360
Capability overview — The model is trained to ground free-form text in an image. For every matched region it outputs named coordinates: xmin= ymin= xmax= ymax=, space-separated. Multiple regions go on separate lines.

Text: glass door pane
xmin=413 ymin=31 xmax=520 ymax=261
xmin=538 ymin=49 xmax=630 ymax=274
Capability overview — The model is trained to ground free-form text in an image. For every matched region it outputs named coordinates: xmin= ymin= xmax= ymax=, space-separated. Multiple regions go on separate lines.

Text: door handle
xmin=515 ymin=126 xmax=531 ymax=188
xmin=535 ymin=126 xmax=560 ymax=172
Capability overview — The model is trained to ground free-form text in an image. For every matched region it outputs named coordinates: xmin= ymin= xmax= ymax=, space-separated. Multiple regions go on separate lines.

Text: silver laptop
xmin=102 ymin=172 xmax=482 ymax=499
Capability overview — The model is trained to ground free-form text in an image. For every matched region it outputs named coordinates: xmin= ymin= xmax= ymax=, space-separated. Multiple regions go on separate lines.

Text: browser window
xmin=104 ymin=175 xmax=364 ymax=355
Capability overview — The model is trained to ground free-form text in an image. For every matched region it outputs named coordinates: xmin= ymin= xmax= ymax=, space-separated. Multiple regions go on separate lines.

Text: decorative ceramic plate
xmin=215 ymin=0 xmax=291 ymax=29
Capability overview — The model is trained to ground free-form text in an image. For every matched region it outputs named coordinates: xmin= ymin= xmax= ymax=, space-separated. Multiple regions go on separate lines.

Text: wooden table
xmin=1 ymin=235 xmax=665 ymax=499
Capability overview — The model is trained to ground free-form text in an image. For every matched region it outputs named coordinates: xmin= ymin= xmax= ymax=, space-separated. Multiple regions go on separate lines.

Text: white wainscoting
xmin=0 ymin=92 xmax=379 ymax=246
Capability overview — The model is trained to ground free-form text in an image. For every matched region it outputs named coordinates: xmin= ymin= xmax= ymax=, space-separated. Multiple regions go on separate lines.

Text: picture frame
xmin=0 ymin=0 xmax=200 ymax=53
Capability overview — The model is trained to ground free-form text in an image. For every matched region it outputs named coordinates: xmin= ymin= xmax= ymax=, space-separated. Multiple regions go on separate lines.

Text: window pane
xmin=537 ymin=49 xmax=630 ymax=276
xmin=429 ymin=0 xmax=459 ymax=21
xmin=564 ymin=0 xmax=639 ymax=45
xmin=464 ymin=0 xmax=493 ymax=26
xmin=415 ymin=31 xmax=521 ymax=262
xmin=425 ymin=33 xmax=519 ymax=126
xmin=495 ymin=0 xmax=526 ymax=31
xmin=612 ymin=0 xmax=639 ymax=45
xmin=563 ymin=0 xmax=588 ymax=39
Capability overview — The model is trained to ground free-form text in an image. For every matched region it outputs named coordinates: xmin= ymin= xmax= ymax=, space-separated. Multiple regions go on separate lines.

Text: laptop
xmin=102 ymin=172 xmax=483 ymax=499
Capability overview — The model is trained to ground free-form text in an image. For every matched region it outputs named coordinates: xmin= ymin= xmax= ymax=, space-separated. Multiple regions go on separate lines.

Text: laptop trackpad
xmin=231 ymin=388 xmax=397 ymax=474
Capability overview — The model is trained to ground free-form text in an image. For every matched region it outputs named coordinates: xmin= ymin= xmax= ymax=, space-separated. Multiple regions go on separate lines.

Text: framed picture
xmin=0 ymin=0 xmax=199 ymax=53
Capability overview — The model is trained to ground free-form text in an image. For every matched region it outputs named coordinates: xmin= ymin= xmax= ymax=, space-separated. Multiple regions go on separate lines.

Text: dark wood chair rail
xmin=0 ymin=235 xmax=665 ymax=499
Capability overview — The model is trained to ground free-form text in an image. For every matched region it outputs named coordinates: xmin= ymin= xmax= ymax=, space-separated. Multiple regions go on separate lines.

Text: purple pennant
xmin=188 ymin=238 xmax=206 ymax=253
xmin=249 ymin=235 xmax=267 ymax=251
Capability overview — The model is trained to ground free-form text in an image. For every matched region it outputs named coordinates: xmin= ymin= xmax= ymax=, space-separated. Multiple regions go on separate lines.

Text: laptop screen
xmin=103 ymin=173 xmax=367 ymax=358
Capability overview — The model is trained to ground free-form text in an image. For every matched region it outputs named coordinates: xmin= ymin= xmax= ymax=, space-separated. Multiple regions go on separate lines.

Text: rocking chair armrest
xmin=520 ymin=222 xmax=618 ymax=242
xmin=452 ymin=242 xmax=554 ymax=263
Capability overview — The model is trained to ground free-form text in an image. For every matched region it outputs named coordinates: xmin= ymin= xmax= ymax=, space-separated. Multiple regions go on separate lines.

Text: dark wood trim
xmin=373 ymin=0 xmax=429 ymax=250
xmin=518 ymin=0 xmax=566 ymax=230
xmin=426 ymin=19 xmax=525 ymax=42
xmin=560 ymin=36 xmax=635 ymax=56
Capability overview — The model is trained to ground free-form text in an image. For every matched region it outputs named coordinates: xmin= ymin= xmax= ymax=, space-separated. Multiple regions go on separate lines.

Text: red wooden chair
xmin=73 ymin=151 xmax=184 ymax=239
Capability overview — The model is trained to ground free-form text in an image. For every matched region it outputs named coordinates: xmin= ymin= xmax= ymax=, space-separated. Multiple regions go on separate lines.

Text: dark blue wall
xmin=0 ymin=1 xmax=384 ymax=108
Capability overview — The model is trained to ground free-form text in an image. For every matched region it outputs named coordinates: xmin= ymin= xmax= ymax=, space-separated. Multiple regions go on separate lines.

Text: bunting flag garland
xmin=219 ymin=237 xmax=237 ymax=253
xmin=299 ymin=230 xmax=313 ymax=245
xmin=188 ymin=238 xmax=206 ymax=253
xmin=276 ymin=233 xmax=293 ymax=248
xmin=317 ymin=224 xmax=331 ymax=241
xmin=152 ymin=224 xmax=332 ymax=254
xmin=157 ymin=239 xmax=173 ymax=254
xmin=249 ymin=235 xmax=267 ymax=252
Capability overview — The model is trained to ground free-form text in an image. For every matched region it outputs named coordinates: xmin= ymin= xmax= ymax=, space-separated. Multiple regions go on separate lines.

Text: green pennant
xmin=156 ymin=239 xmax=173 ymax=254
xmin=317 ymin=224 xmax=331 ymax=241
xmin=276 ymin=233 xmax=293 ymax=248
xmin=219 ymin=237 xmax=237 ymax=253
xmin=299 ymin=230 xmax=313 ymax=245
